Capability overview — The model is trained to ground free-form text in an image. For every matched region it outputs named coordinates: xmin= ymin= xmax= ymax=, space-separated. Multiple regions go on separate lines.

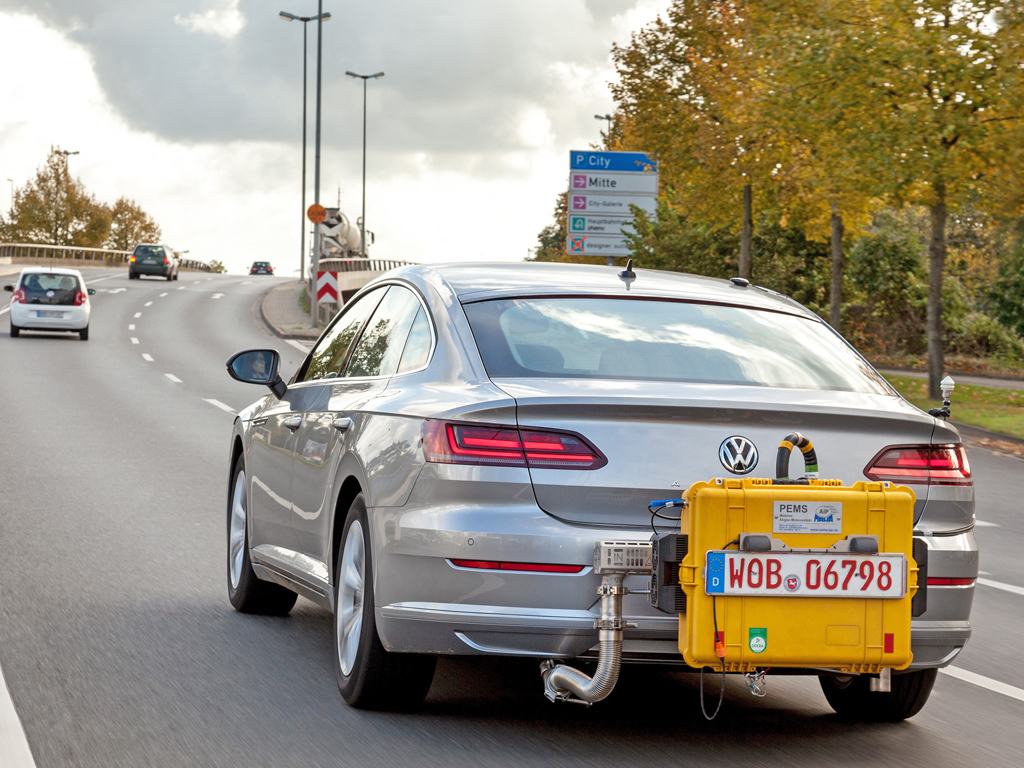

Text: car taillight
xmin=422 ymin=420 xmax=606 ymax=470
xmin=864 ymin=444 xmax=972 ymax=485
xmin=450 ymin=559 xmax=584 ymax=573
xmin=11 ymin=287 xmax=26 ymax=303
xmin=74 ymin=290 xmax=87 ymax=306
xmin=129 ymin=255 xmax=136 ymax=262
xmin=164 ymin=256 xmax=170 ymax=265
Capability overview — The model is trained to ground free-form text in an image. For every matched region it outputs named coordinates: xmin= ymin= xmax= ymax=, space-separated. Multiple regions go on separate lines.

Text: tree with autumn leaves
xmin=549 ymin=0 xmax=1024 ymax=398
xmin=1 ymin=146 xmax=162 ymax=253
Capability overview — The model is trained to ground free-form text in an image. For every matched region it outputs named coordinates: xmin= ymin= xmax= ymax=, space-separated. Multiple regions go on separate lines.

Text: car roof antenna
xmin=618 ymin=258 xmax=636 ymax=290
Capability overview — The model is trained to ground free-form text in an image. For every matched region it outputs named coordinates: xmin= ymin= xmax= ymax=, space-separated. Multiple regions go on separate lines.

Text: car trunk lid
xmin=494 ymin=378 xmax=934 ymax=529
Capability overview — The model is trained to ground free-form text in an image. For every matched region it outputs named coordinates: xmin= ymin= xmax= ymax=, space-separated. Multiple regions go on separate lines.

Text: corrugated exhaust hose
xmin=541 ymin=573 xmax=625 ymax=704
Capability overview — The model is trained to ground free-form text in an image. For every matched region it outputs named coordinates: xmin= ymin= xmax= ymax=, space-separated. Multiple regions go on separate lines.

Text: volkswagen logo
xmin=719 ymin=436 xmax=758 ymax=474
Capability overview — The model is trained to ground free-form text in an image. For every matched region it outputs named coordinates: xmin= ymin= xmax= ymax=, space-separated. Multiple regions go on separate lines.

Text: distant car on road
xmin=250 ymin=261 xmax=274 ymax=275
xmin=129 ymin=243 xmax=179 ymax=281
xmin=5 ymin=267 xmax=95 ymax=340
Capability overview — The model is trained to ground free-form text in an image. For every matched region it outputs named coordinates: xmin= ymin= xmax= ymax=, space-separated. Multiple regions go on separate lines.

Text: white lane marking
xmin=193 ymin=280 xmax=202 ymax=283
xmin=0 ymin=307 xmax=8 ymax=316
xmin=144 ymin=301 xmax=153 ymax=307
xmin=203 ymin=398 xmax=236 ymax=414
xmin=134 ymin=312 xmax=142 ymax=318
xmin=241 ymin=281 xmax=252 ymax=285
xmin=206 ymin=277 xmax=213 ymax=281
xmin=978 ymin=577 xmax=1024 ymax=597
xmin=286 ymin=339 xmax=313 ymax=353
xmin=177 ymin=286 xmax=185 ymax=290
xmin=0 ymin=661 xmax=37 ymax=767
xmin=130 ymin=337 xmax=139 ymax=345
xmin=165 ymin=373 xmax=182 ymax=383
xmin=211 ymin=293 xmax=225 ymax=299
xmin=159 ymin=292 xmax=168 ymax=297
xmin=975 ymin=520 xmax=999 ymax=527
xmin=142 ymin=353 xmax=154 ymax=362
xmin=940 ymin=666 xmax=1024 ymax=704
xmin=128 ymin=324 xmax=135 ymax=330
xmin=84 ymin=275 xmax=119 ymax=285
xmin=107 ymin=287 xmax=126 ymax=294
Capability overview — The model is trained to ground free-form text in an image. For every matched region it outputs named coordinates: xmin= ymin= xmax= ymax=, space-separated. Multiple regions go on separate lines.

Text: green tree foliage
xmin=0 ymin=147 xmax=162 ymax=253
xmin=207 ymin=260 xmax=228 ymax=274
xmin=106 ymin=197 xmax=162 ymax=251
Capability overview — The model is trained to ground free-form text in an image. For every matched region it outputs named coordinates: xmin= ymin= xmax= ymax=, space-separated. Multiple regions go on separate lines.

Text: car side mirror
xmin=226 ymin=349 xmax=287 ymax=398
xmin=3 ymin=285 xmax=12 ymax=292
xmin=87 ymin=288 xmax=96 ymax=295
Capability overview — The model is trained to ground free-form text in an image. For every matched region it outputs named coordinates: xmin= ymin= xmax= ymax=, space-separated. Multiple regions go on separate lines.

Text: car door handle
xmin=283 ymin=415 xmax=303 ymax=431
xmin=332 ymin=416 xmax=354 ymax=432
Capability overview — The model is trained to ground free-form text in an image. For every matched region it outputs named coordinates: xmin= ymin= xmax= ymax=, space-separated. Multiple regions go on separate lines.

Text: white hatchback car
xmin=5 ymin=267 xmax=94 ymax=340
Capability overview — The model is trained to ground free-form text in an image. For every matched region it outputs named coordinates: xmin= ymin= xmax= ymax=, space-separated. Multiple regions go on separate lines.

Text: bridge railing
xmin=0 ymin=243 xmax=211 ymax=272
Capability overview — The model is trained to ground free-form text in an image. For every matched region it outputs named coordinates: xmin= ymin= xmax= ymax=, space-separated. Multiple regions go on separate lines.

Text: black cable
xmin=701 ymin=594 xmax=726 ymax=721
xmin=649 ymin=504 xmax=683 ymax=535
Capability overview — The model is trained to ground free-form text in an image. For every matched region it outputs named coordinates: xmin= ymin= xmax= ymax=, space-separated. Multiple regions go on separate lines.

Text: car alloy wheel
xmin=229 ymin=470 xmax=247 ymax=590
xmin=337 ymin=519 xmax=365 ymax=677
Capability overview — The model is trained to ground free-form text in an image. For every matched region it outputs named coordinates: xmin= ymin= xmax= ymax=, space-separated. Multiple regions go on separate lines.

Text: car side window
xmin=397 ymin=307 xmax=432 ymax=373
xmin=344 ymin=286 xmax=422 ymax=378
xmin=302 ymin=286 xmax=387 ymax=381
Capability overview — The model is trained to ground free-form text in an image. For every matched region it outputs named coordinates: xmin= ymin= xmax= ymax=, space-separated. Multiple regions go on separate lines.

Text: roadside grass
xmin=885 ymin=375 xmax=1024 ymax=440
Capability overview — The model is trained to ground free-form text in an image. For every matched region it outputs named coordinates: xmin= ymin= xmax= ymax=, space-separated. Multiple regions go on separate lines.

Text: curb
xmin=951 ymin=420 xmax=1024 ymax=448
xmin=257 ymin=283 xmax=320 ymax=341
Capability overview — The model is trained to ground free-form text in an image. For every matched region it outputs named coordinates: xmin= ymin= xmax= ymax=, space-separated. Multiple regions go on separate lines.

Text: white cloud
xmin=174 ymin=0 xmax=245 ymax=40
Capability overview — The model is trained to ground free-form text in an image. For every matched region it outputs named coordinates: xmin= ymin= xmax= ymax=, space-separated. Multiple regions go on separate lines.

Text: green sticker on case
xmin=749 ymin=627 xmax=767 ymax=654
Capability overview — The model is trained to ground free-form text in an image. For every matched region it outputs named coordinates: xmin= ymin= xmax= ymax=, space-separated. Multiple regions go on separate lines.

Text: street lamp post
xmin=594 ymin=114 xmax=613 ymax=140
xmin=57 ymin=149 xmax=80 ymax=178
xmin=345 ymin=71 xmax=384 ymax=260
xmin=280 ymin=8 xmax=330 ymax=305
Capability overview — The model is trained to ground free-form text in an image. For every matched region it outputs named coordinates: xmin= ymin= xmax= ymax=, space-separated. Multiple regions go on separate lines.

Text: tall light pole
xmin=594 ymin=114 xmax=613 ymax=141
xmin=345 ymin=71 xmax=384 ymax=259
xmin=57 ymin=149 xmax=79 ymax=177
xmin=279 ymin=9 xmax=330 ymax=287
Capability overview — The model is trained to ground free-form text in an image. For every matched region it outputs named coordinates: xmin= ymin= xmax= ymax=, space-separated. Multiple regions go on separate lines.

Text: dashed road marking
xmin=177 ymin=286 xmax=185 ymax=290
xmin=0 ymin=307 xmax=8 ymax=316
xmin=940 ymin=666 xmax=1024 ymax=703
xmin=144 ymin=301 xmax=153 ymax=307
xmin=286 ymin=339 xmax=313 ymax=353
xmin=211 ymin=293 xmax=225 ymax=299
xmin=203 ymin=398 xmax=236 ymax=414
xmin=975 ymin=520 xmax=999 ymax=527
xmin=107 ymin=287 xmax=126 ymax=294
xmin=0 ymin=661 xmax=37 ymax=767
xmin=134 ymin=312 xmax=142 ymax=318
xmin=159 ymin=292 xmax=168 ymax=297
xmin=165 ymin=373 xmax=182 ymax=383
xmin=142 ymin=353 xmax=154 ymax=362
xmin=128 ymin=324 xmax=135 ymax=330
xmin=131 ymin=337 xmax=139 ymax=345
xmin=978 ymin=577 xmax=1024 ymax=597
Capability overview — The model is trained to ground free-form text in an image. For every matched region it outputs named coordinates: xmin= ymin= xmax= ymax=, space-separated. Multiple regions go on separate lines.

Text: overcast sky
xmin=0 ymin=0 xmax=668 ymax=274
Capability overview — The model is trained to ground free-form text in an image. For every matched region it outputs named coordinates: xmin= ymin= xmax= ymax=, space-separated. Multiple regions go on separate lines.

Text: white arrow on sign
xmin=569 ymin=171 xmax=658 ymax=195
xmin=568 ymin=194 xmax=657 ymax=216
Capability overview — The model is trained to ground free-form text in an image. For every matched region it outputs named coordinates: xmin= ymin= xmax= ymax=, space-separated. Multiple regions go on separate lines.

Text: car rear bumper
xmin=10 ymin=304 xmax=89 ymax=330
xmin=131 ymin=264 xmax=171 ymax=276
xmin=373 ymin=500 xmax=976 ymax=668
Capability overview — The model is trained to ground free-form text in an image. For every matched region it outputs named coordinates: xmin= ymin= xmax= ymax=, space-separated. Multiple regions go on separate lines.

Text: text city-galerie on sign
xmin=565 ymin=150 xmax=658 ymax=260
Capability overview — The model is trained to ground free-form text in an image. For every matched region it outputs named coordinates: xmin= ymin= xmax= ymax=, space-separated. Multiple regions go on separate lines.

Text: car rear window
xmin=463 ymin=297 xmax=890 ymax=394
xmin=19 ymin=273 xmax=81 ymax=306
xmin=134 ymin=246 xmax=164 ymax=258
xmin=253 ymin=262 xmax=270 ymax=267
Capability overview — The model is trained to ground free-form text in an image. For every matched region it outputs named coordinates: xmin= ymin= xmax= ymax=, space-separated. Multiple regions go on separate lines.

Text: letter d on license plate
xmin=705 ymin=551 xmax=905 ymax=599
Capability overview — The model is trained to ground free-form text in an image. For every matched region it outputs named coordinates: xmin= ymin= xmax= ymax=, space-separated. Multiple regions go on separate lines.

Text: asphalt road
xmin=1 ymin=268 xmax=1023 ymax=768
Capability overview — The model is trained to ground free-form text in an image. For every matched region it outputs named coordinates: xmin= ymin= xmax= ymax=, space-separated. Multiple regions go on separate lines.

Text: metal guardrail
xmin=0 ymin=243 xmax=211 ymax=272
xmin=316 ymin=258 xmax=417 ymax=273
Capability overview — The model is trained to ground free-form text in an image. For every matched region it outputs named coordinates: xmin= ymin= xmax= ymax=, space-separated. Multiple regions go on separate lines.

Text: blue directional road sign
xmin=570 ymin=150 xmax=658 ymax=173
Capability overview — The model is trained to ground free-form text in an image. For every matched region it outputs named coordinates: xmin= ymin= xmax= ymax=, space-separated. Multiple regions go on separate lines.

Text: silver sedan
xmin=224 ymin=262 xmax=976 ymax=716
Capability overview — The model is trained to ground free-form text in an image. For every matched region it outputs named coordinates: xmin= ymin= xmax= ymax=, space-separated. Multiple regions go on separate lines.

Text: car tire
xmin=819 ymin=669 xmax=937 ymax=721
xmin=10 ymin=323 xmax=20 ymax=338
xmin=79 ymin=325 xmax=89 ymax=341
xmin=226 ymin=456 xmax=298 ymax=615
xmin=166 ymin=272 xmax=173 ymax=281
xmin=334 ymin=494 xmax=436 ymax=709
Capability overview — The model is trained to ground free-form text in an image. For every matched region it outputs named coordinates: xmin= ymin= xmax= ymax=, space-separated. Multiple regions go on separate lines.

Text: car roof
xmin=403 ymin=261 xmax=810 ymax=317
xmin=18 ymin=267 xmax=84 ymax=278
